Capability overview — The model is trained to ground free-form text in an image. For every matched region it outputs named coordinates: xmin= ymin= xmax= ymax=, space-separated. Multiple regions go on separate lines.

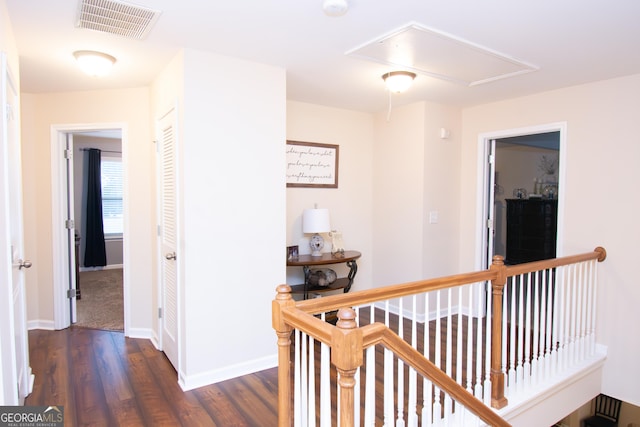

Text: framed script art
xmin=286 ymin=140 xmax=339 ymax=188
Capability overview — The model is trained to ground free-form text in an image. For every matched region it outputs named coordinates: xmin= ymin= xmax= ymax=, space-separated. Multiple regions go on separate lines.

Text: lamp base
xmin=309 ymin=233 xmax=324 ymax=257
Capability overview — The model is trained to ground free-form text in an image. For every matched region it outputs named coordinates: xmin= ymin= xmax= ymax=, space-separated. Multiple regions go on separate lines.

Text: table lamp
xmin=302 ymin=208 xmax=331 ymax=256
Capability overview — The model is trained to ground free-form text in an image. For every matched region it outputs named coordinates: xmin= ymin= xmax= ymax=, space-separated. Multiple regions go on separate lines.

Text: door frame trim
xmin=50 ymin=123 xmax=128 ymax=331
xmin=476 ymin=122 xmax=567 ymax=270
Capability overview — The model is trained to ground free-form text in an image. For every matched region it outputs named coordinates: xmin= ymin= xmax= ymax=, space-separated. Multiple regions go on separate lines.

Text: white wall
xmin=20 ymin=88 xmax=154 ymax=332
xmin=372 ymin=101 xmax=462 ymax=288
xmin=459 ymin=73 xmax=640 ymax=406
xmin=152 ymin=48 xmax=286 ymax=388
xmin=286 ymin=101 xmax=374 ymax=292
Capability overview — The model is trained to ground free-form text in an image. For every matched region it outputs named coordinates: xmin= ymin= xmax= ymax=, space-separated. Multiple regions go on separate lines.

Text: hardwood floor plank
xmin=193 ymin=386 xmax=249 ymax=426
xmin=125 ymin=350 xmax=182 ymax=426
xmin=145 ymin=348 xmax=217 ymax=426
xmin=70 ymin=328 xmax=114 ymax=427
xmin=95 ymin=332 xmax=145 ymax=426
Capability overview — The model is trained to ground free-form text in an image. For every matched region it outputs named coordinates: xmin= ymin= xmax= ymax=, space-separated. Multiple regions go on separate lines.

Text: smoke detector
xmin=323 ymin=0 xmax=348 ymax=17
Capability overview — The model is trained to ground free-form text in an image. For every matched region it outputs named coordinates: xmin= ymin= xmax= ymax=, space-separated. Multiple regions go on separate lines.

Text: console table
xmin=287 ymin=250 xmax=361 ymax=299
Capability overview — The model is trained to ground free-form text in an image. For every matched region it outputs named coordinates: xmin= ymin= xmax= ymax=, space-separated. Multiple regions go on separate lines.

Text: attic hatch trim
xmin=346 ymin=22 xmax=539 ymax=87
xmin=76 ymin=0 xmax=161 ymax=40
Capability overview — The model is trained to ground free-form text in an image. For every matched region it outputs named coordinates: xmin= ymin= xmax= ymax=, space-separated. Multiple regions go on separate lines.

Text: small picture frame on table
xmin=287 ymin=245 xmax=299 ymax=261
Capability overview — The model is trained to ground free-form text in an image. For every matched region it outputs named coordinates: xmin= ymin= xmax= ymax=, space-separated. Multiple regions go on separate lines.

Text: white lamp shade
xmin=302 ymin=208 xmax=331 ymax=233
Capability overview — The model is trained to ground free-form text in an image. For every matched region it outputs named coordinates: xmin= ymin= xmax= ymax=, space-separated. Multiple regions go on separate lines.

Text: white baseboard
xmin=27 ymin=319 xmax=56 ymax=330
xmin=126 ymin=327 xmax=155 ymax=340
xmin=178 ymin=353 xmax=278 ymax=391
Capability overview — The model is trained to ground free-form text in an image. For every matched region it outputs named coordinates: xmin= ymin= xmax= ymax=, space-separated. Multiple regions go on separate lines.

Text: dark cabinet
xmin=505 ymin=199 xmax=557 ymax=264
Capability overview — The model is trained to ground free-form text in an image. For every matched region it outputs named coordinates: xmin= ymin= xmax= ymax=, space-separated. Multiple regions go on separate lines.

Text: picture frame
xmin=286 ymin=140 xmax=339 ymax=188
xmin=287 ymin=245 xmax=299 ymax=261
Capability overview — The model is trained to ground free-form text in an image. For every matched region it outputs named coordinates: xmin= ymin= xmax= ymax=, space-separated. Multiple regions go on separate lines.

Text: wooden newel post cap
xmin=275 ymin=284 xmax=292 ymax=300
xmin=336 ymin=308 xmax=357 ymax=329
xmin=491 ymin=255 xmax=504 ymax=266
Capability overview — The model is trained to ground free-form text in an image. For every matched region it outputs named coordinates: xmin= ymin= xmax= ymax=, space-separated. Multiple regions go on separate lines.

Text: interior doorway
xmin=72 ymin=132 xmax=124 ymax=331
xmin=479 ymin=123 xmax=566 ymax=270
xmin=50 ymin=124 xmax=128 ymax=331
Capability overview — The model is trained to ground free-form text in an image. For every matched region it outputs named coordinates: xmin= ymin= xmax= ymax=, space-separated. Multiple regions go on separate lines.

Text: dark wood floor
xmin=26 ymin=327 xmax=279 ymax=426
xmin=25 ymin=310 xmax=496 ymax=426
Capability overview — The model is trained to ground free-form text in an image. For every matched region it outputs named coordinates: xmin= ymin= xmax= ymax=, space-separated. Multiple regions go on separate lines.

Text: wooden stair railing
xmin=273 ymin=247 xmax=607 ymax=426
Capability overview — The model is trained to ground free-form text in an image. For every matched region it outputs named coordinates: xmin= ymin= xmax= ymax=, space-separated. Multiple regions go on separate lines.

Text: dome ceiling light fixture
xmin=73 ymin=50 xmax=116 ymax=77
xmin=322 ymin=0 xmax=348 ymax=17
xmin=382 ymin=71 xmax=417 ymax=93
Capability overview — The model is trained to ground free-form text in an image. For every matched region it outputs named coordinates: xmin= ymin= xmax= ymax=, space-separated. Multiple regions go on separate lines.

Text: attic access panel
xmin=346 ymin=23 xmax=538 ymax=86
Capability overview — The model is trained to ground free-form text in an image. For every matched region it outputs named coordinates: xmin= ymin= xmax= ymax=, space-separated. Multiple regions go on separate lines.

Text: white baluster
xmin=475 ymin=282 xmax=485 ymax=400
xmin=465 ymin=284 xmax=474 ymax=395
xmin=384 ymin=300 xmax=394 ymax=427
xmin=501 ymin=280 xmax=508 ymax=396
xmin=294 ymin=329 xmax=301 ymax=427
xmin=301 ymin=331 xmax=308 ymax=424
xmin=422 ymin=292 xmax=432 ymax=427
xmin=444 ymin=288 xmax=453 ymax=418
xmin=308 ymin=334 xmax=316 ymax=426
xmin=397 ymin=298 xmax=406 ymax=427
xmin=320 ymin=334 xmax=331 ymax=427
xmin=523 ymin=272 xmax=532 ymax=390
xmin=364 ymin=305 xmax=376 ymax=426
xmin=408 ymin=295 xmax=418 ymax=427
xmin=587 ymin=260 xmax=597 ymax=355
xmin=483 ymin=281 xmax=492 ymax=405
xmin=433 ymin=291 xmax=442 ymax=424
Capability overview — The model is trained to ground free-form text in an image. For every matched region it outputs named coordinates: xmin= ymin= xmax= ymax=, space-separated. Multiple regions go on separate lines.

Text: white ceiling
xmin=6 ymin=0 xmax=640 ymax=113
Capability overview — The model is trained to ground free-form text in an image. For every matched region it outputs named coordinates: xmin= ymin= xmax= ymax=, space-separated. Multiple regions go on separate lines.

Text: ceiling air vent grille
xmin=76 ymin=0 xmax=161 ymax=40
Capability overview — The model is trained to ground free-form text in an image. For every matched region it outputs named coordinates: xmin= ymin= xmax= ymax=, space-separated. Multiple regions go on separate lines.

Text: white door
xmin=157 ymin=107 xmax=179 ymax=370
xmin=0 ymin=52 xmax=32 ymax=404
xmin=65 ymin=133 xmax=78 ymax=323
xmin=485 ymin=139 xmax=497 ymax=269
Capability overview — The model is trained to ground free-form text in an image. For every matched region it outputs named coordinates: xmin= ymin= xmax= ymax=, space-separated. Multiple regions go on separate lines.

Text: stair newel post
xmin=490 ymin=255 xmax=508 ymax=409
xmin=272 ymin=285 xmax=295 ymax=427
xmin=332 ymin=308 xmax=363 ymax=427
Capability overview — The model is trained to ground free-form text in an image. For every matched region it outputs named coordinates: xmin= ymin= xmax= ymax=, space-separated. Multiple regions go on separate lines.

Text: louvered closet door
xmin=158 ymin=107 xmax=179 ymax=370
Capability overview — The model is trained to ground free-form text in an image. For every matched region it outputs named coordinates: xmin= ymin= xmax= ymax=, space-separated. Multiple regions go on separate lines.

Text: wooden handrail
xmin=296 ymin=269 xmax=497 ymax=315
xmin=355 ymin=313 xmax=511 ymax=427
xmin=273 ymin=247 xmax=606 ymax=426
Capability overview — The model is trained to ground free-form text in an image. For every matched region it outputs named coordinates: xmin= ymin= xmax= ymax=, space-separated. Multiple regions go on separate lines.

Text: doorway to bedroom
xmin=73 ymin=131 xmax=124 ymax=331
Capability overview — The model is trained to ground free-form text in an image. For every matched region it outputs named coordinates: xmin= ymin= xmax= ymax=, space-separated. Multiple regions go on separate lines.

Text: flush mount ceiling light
xmin=323 ymin=0 xmax=348 ymax=16
xmin=73 ymin=50 xmax=116 ymax=77
xmin=382 ymin=71 xmax=417 ymax=93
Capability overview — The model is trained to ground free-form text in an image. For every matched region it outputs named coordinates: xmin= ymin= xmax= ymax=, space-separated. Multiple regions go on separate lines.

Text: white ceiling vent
xmin=347 ymin=23 xmax=539 ymax=86
xmin=76 ymin=0 xmax=161 ymax=40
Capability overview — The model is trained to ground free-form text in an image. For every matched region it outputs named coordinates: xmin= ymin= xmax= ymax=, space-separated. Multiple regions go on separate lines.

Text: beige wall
xmin=460 ymin=73 xmax=640 ymax=406
xmin=372 ymin=101 xmax=462 ymax=287
xmin=151 ymin=49 xmax=286 ymax=388
xmin=20 ymin=88 xmax=154 ymax=331
xmin=286 ymin=101 xmax=374 ymax=292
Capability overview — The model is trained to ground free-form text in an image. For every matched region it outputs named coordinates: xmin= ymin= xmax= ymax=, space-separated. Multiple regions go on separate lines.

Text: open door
xmin=479 ymin=124 xmax=565 ymax=270
xmin=0 ymin=52 xmax=33 ymax=404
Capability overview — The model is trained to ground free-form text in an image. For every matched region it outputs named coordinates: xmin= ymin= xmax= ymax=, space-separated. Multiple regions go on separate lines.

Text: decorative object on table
xmin=287 ymin=245 xmax=299 ymax=261
xmin=307 ymin=268 xmax=337 ymax=287
xmin=286 ymin=140 xmax=339 ymax=188
xmin=302 ymin=207 xmax=331 ymax=257
xmin=330 ymin=230 xmax=345 ymax=258
xmin=513 ymin=188 xmax=528 ymax=199
xmin=542 ymin=184 xmax=558 ymax=199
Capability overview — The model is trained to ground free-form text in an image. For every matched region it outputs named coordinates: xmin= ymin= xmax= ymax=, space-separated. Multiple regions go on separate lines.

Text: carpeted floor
xmin=76 ymin=268 xmax=123 ymax=331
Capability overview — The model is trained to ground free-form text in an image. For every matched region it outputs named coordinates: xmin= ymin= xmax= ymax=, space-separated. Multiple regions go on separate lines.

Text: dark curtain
xmin=84 ymin=148 xmax=107 ymax=267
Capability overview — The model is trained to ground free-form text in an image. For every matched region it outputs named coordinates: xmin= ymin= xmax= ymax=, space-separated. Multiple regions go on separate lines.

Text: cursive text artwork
xmin=286 ymin=141 xmax=339 ymax=188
